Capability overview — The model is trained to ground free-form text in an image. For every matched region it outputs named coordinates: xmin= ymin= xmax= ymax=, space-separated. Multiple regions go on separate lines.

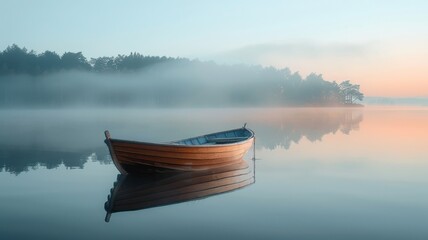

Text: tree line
xmin=0 ymin=44 xmax=181 ymax=74
xmin=0 ymin=44 xmax=364 ymax=106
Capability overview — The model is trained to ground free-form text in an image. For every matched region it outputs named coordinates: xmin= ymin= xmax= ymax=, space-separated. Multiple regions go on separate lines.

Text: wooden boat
xmin=104 ymin=125 xmax=255 ymax=173
xmin=104 ymin=160 xmax=255 ymax=222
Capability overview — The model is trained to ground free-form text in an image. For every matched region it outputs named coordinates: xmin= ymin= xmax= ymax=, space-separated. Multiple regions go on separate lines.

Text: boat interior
xmin=172 ymin=128 xmax=253 ymax=145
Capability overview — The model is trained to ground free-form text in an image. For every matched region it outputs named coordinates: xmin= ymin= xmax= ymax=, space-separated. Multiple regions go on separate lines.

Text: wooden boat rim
xmin=105 ymin=127 xmax=255 ymax=148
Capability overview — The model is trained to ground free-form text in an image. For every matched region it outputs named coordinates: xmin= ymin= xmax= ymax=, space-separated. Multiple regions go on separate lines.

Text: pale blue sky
xmin=1 ymin=0 xmax=427 ymax=95
xmin=2 ymin=0 xmax=426 ymax=57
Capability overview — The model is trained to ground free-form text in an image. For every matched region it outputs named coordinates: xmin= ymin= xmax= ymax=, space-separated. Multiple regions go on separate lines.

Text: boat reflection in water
xmin=104 ymin=159 xmax=255 ymax=222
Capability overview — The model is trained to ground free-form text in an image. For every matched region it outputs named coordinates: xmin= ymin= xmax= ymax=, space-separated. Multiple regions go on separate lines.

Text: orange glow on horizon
xmin=260 ymin=107 xmax=428 ymax=165
xmin=266 ymin=45 xmax=428 ymax=97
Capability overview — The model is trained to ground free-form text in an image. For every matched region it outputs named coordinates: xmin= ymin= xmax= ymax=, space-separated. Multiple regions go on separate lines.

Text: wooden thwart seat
xmin=206 ymin=137 xmax=248 ymax=144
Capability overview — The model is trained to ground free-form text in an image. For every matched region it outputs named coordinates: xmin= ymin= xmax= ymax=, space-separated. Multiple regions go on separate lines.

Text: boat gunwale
xmin=107 ymin=127 xmax=255 ymax=148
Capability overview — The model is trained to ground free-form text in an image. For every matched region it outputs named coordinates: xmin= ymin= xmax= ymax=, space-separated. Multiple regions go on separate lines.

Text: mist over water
xmin=0 ymin=59 xmax=363 ymax=108
xmin=0 ymin=65 xmax=275 ymax=108
xmin=0 ymin=108 xmax=362 ymax=174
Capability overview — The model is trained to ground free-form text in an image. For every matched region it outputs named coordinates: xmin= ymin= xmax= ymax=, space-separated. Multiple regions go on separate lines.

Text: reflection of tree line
xmin=0 ymin=109 xmax=363 ymax=174
xmin=0 ymin=147 xmax=108 ymax=175
xmin=253 ymin=109 xmax=363 ymax=150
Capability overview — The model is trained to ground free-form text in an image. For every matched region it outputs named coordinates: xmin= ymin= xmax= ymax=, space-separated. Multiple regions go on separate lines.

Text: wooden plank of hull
xmin=115 ymin=151 xmax=246 ymax=165
xmin=105 ymin=128 xmax=254 ymax=172
xmin=112 ymin=140 xmax=253 ymax=171
xmin=119 ymin=160 xmax=251 ymax=179
xmin=111 ymin=138 xmax=254 ymax=154
xmin=113 ymin=144 xmax=251 ymax=160
xmin=119 ymin=157 xmax=245 ymax=171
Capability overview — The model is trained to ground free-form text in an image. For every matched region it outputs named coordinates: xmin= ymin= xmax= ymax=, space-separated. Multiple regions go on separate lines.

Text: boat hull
xmin=105 ymin=127 xmax=255 ymax=173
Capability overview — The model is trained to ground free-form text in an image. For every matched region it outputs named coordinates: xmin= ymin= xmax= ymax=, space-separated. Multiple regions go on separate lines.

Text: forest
xmin=0 ymin=44 xmax=364 ymax=107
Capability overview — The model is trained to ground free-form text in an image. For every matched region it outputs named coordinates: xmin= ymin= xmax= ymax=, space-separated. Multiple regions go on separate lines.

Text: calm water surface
xmin=1 ymin=107 xmax=427 ymax=239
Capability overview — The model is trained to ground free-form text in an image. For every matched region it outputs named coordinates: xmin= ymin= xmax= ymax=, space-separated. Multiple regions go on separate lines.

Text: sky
xmin=1 ymin=0 xmax=427 ymax=97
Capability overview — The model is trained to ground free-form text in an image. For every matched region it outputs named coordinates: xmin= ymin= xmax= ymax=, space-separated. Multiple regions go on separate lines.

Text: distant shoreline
xmin=0 ymin=45 xmax=365 ymax=107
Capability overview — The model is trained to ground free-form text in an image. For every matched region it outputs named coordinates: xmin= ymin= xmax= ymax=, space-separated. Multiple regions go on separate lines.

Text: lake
xmin=1 ymin=107 xmax=427 ymax=239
